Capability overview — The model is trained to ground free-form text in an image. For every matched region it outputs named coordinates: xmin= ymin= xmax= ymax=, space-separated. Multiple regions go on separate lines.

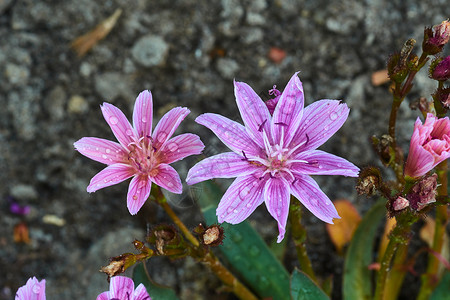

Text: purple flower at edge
xmin=186 ymin=73 xmax=359 ymax=242
xmin=15 ymin=277 xmax=46 ymax=300
xmin=97 ymin=276 xmax=151 ymax=300
xmin=74 ymin=91 xmax=204 ymax=215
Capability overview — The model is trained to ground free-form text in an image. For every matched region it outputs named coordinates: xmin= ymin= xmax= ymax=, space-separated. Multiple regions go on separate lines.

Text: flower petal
xmin=101 ymin=102 xmax=138 ymax=149
xmin=162 ymin=133 xmax=205 ymax=164
xmin=96 ymin=292 xmax=109 ymax=300
xmin=109 ymin=276 xmax=135 ymax=299
xmin=272 ymin=72 xmax=304 ymax=146
xmin=263 ymin=177 xmax=291 ymax=243
xmin=134 ymin=283 xmax=151 ymax=300
xmin=87 ymin=163 xmax=135 ymax=193
xmin=290 ymin=175 xmax=340 ymax=223
xmin=16 ymin=277 xmax=46 ymax=300
xmin=217 ymin=174 xmax=266 ymax=224
xmin=74 ymin=137 xmax=128 ymax=165
xmin=404 ymin=142 xmax=435 ymax=178
xmin=127 ymin=175 xmax=152 ymax=215
xmin=151 ymin=163 xmax=183 ymax=194
xmin=292 ymin=150 xmax=359 ymax=177
xmin=133 ymin=90 xmax=153 ymax=137
xmin=186 ymin=152 xmax=258 ymax=185
xmin=152 ymin=107 xmax=190 ymax=149
xmin=291 ymin=100 xmax=349 ymax=152
xmin=196 ymin=113 xmax=262 ymax=156
xmin=234 ymin=80 xmax=271 ymax=147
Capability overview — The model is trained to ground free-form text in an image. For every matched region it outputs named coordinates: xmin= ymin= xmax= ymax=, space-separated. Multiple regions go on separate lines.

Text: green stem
xmin=383 ymin=243 xmax=408 ymax=299
xmin=373 ymin=213 xmax=418 ymax=300
xmin=417 ymin=160 xmax=449 ymax=300
xmin=289 ymin=197 xmax=317 ymax=282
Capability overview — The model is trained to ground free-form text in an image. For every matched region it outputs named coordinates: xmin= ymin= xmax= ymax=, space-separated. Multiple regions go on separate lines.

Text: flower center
xmin=127 ymin=136 xmax=161 ymax=175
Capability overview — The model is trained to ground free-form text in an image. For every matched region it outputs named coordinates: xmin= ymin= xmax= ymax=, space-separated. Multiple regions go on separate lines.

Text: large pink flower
xmin=97 ymin=276 xmax=151 ymax=300
xmin=404 ymin=113 xmax=450 ymax=178
xmin=74 ymin=91 xmax=204 ymax=214
xmin=187 ymin=73 xmax=359 ymax=242
xmin=15 ymin=277 xmax=46 ymax=300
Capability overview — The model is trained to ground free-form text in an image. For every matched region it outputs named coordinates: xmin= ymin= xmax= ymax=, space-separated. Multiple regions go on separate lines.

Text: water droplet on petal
xmin=157 ymin=132 xmax=167 ymax=142
xmin=227 ymin=207 xmax=234 ymax=213
xmin=109 ymin=116 xmax=119 ymax=125
xmin=126 ymin=129 xmax=133 ymax=136
xmin=233 ymin=209 xmax=239 ymax=214
xmin=32 ymin=284 xmax=41 ymax=294
xmin=167 ymin=182 xmax=174 ymax=188
xmin=246 ymin=203 xmax=252 ymax=208
xmin=329 ymin=112 xmax=338 ymax=121
xmin=239 ymin=187 xmax=251 ymax=199
xmin=318 ymin=165 xmax=323 ymax=169
xmin=167 ymin=142 xmax=178 ymax=152
xmin=105 ymin=149 xmax=111 ymax=153
xmin=102 ymin=154 xmax=108 ymax=159
xmin=324 ymin=125 xmax=329 ymax=130
xmin=141 ymin=116 xmax=147 ymax=123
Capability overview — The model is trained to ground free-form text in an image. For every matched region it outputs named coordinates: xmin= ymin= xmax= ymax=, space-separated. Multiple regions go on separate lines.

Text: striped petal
xmin=162 ymin=133 xmax=205 ymax=164
xmin=109 ymin=276 xmax=135 ymax=299
xmin=74 ymin=137 xmax=128 ymax=165
xmin=292 ymin=150 xmax=359 ymax=177
xmin=152 ymin=107 xmax=190 ymax=149
xmin=127 ymin=175 xmax=152 ymax=215
xmin=133 ymin=90 xmax=153 ymax=137
xmin=87 ymin=163 xmax=135 ymax=193
xmin=101 ymin=102 xmax=138 ymax=149
xmin=151 ymin=163 xmax=182 ymax=194
xmin=264 ymin=177 xmax=291 ymax=243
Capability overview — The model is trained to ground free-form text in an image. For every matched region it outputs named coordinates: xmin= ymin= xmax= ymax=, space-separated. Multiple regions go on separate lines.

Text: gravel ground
xmin=0 ymin=0 xmax=449 ymax=299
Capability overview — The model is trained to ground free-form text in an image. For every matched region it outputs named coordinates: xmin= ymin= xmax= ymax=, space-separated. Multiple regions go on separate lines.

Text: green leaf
xmin=133 ymin=263 xmax=179 ymax=300
xmin=343 ymin=199 xmax=386 ymax=300
xmin=291 ymin=269 xmax=330 ymax=300
xmin=430 ymin=271 xmax=450 ymax=300
xmin=192 ymin=181 xmax=290 ymax=300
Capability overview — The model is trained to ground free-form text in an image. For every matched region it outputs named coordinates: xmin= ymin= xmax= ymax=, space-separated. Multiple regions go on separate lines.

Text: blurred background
xmin=0 ymin=0 xmax=448 ymax=298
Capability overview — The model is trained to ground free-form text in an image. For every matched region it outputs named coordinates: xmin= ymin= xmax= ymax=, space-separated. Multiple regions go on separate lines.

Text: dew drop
xmin=239 ymin=187 xmax=251 ymax=199
xmin=167 ymin=142 xmax=179 ymax=152
xmin=324 ymin=125 xmax=329 ymax=130
xmin=249 ymin=245 xmax=260 ymax=257
xmin=105 ymin=149 xmax=111 ymax=153
xmin=141 ymin=116 xmax=147 ymax=123
xmin=157 ymin=132 xmax=167 ymax=142
xmin=329 ymin=111 xmax=338 ymax=121
xmin=246 ymin=203 xmax=252 ymax=208
xmin=318 ymin=165 xmax=323 ymax=169
xmin=167 ymin=182 xmax=174 ymax=188
xmin=109 ymin=116 xmax=119 ymax=125
xmin=337 ymin=163 xmax=342 ymax=167
xmin=257 ymin=276 xmax=269 ymax=288
xmin=224 ymin=131 xmax=231 ymax=138
xmin=227 ymin=207 xmax=234 ymax=213
xmin=126 ymin=129 xmax=133 ymax=136
xmin=233 ymin=209 xmax=239 ymax=214
xmin=252 ymin=181 xmax=259 ymax=187
xmin=102 ymin=154 xmax=108 ymax=159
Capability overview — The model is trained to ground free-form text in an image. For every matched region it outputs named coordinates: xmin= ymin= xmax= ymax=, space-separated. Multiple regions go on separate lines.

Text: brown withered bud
xmin=356 ymin=166 xmax=382 ymax=196
xmin=203 ymin=225 xmax=225 ymax=247
xmin=423 ymin=20 xmax=450 ymax=55
xmin=100 ymin=253 xmax=136 ymax=278
xmin=372 ymin=134 xmax=394 ymax=165
xmin=13 ymin=222 xmax=31 ymax=244
xmin=147 ymin=224 xmax=187 ymax=258
xmin=433 ymin=87 xmax=450 ymax=109
xmin=409 ymin=97 xmax=431 ymax=114
xmin=407 ymin=173 xmax=438 ymax=211
xmin=387 ymin=53 xmax=409 ymax=83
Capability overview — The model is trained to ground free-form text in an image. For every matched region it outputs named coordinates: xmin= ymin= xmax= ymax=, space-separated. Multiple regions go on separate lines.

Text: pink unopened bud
xmin=430 ymin=56 xmax=450 ymax=81
xmin=393 ymin=196 xmax=409 ymax=211
xmin=423 ymin=20 xmax=450 ymax=54
xmin=404 ymin=113 xmax=450 ymax=178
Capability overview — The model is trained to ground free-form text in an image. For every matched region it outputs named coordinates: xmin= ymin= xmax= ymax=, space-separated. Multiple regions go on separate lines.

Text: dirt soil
xmin=1 ymin=0 xmax=449 ymax=299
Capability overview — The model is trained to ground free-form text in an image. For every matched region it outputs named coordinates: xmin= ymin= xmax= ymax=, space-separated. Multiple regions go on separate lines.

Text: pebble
xmin=241 ymin=27 xmax=264 ymax=44
xmin=10 ymin=184 xmax=38 ymax=201
xmin=131 ymin=35 xmax=169 ymax=67
xmin=94 ymin=72 xmax=133 ymax=101
xmin=5 ymin=63 xmax=29 ymax=85
xmin=68 ymin=95 xmax=89 ymax=114
xmin=45 ymin=85 xmax=66 ymax=121
xmin=216 ymin=58 xmax=239 ymax=79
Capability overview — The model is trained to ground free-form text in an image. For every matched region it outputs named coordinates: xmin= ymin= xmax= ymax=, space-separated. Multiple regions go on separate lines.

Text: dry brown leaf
xmin=326 ymin=199 xmax=362 ymax=253
xmin=378 ymin=217 xmax=396 ymax=261
xmin=371 ymin=69 xmax=390 ymax=86
xmin=70 ymin=8 xmax=122 ymax=57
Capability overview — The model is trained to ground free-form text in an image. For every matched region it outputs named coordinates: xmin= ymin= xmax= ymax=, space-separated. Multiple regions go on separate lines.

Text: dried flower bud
xmin=433 ymin=87 xmax=450 ymax=109
xmin=430 ymin=56 xmax=450 ymax=81
xmin=423 ymin=20 xmax=450 ymax=55
xmin=409 ymin=97 xmax=432 ymax=114
xmin=392 ymin=196 xmax=409 ymax=211
xmin=387 ymin=53 xmax=409 ymax=83
xmin=407 ymin=173 xmax=438 ymax=211
xmin=13 ymin=222 xmax=31 ymax=244
xmin=203 ymin=225 xmax=225 ymax=247
xmin=100 ymin=253 xmax=136 ymax=278
xmin=356 ymin=166 xmax=382 ymax=196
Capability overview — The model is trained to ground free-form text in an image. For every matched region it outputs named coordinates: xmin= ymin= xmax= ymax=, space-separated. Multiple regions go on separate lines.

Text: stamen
xmin=258 ymin=119 xmax=267 ymax=132
xmin=274 ymin=122 xmax=287 ymax=126
xmin=241 ymin=151 xmax=248 ymax=161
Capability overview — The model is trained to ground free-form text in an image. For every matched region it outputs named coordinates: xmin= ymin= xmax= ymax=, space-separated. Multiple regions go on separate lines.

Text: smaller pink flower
xmin=404 ymin=113 xmax=450 ymax=178
xmin=74 ymin=90 xmax=204 ymax=214
xmin=15 ymin=277 xmax=46 ymax=300
xmin=97 ymin=276 xmax=151 ymax=300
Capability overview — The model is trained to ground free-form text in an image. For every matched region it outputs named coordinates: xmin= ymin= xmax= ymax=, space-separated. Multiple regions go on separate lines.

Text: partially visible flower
xmin=15 ymin=277 xmax=46 ymax=300
xmin=8 ymin=196 xmax=30 ymax=216
xmin=404 ymin=113 xmax=450 ymax=178
xmin=187 ymin=73 xmax=359 ymax=242
xmin=430 ymin=56 xmax=450 ymax=81
xmin=423 ymin=20 xmax=450 ymax=55
xmin=407 ymin=173 xmax=438 ymax=211
xmin=97 ymin=276 xmax=151 ymax=300
xmin=433 ymin=87 xmax=450 ymax=109
xmin=74 ymin=91 xmax=204 ymax=215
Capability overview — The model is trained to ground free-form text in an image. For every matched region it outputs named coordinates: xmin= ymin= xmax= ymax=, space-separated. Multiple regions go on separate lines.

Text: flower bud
xmin=387 ymin=53 xmax=409 ymax=83
xmin=265 ymin=86 xmax=281 ymax=114
xmin=433 ymin=87 xmax=450 ymax=109
xmin=423 ymin=20 xmax=450 ymax=55
xmin=429 ymin=56 xmax=450 ymax=81
xmin=392 ymin=196 xmax=409 ymax=211
xmin=356 ymin=166 xmax=382 ymax=196
xmin=100 ymin=253 xmax=136 ymax=278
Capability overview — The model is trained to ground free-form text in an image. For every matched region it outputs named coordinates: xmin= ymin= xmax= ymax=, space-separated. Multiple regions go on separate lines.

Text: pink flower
xmin=186 ymin=73 xmax=359 ymax=242
xmin=15 ymin=277 xmax=46 ymax=300
xmin=404 ymin=113 xmax=450 ymax=178
xmin=97 ymin=276 xmax=151 ymax=300
xmin=74 ymin=91 xmax=204 ymax=215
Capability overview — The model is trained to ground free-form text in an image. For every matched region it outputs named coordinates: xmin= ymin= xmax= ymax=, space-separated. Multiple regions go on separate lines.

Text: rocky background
xmin=0 ymin=0 xmax=448 ymax=299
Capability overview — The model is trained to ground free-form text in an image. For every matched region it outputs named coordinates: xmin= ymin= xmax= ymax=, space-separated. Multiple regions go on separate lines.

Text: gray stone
xmin=68 ymin=95 xmax=89 ymax=114
xmin=94 ymin=72 xmax=134 ymax=101
xmin=45 ymin=85 xmax=66 ymax=121
xmin=131 ymin=35 xmax=169 ymax=67
xmin=216 ymin=58 xmax=239 ymax=79
xmin=10 ymin=184 xmax=38 ymax=201
xmin=4 ymin=63 xmax=30 ymax=85
xmin=241 ymin=27 xmax=264 ymax=44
